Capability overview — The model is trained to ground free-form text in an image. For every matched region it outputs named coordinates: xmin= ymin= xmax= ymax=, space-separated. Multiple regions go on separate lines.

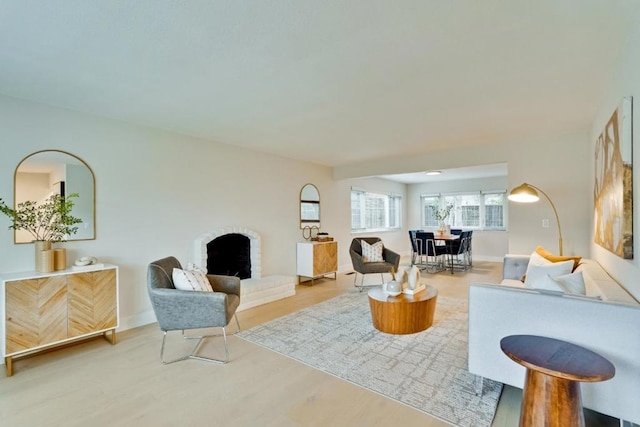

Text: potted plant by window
xmin=430 ymin=204 xmax=453 ymax=235
xmin=0 ymin=193 xmax=83 ymax=272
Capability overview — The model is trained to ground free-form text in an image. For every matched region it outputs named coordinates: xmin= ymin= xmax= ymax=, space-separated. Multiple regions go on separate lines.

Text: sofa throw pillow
xmin=186 ymin=262 xmax=206 ymax=274
xmin=523 ymin=260 xmax=573 ymax=289
xmin=535 ymin=246 xmax=582 ymax=271
xmin=554 ymin=271 xmax=587 ymax=295
xmin=521 ymin=251 xmax=552 ymax=281
xmin=361 ymin=240 xmax=384 ymax=263
xmin=172 ymin=268 xmax=213 ymax=292
xmin=529 ymin=271 xmax=587 ymax=295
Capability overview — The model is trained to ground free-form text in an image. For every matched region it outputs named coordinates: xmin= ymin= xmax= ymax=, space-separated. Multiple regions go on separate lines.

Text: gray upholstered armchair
xmin=147 ymin=256 xmax=241 ymax=364
xmin=349 ymin=237 xmax=401 ymax=291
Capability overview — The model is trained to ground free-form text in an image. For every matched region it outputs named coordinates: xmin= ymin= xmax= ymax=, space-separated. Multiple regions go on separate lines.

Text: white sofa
xmin=468 ymin=255 xmax=640 ymax=425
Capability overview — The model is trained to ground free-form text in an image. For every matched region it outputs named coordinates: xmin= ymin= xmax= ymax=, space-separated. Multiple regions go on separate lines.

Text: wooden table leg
xmin=520 ymin=369 xmax=585 ymax=427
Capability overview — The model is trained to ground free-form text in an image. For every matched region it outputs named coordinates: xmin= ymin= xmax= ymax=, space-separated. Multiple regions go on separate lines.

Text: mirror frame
xmin=14 ymin=149 xmax=96 ymax=244
xmin=300 ymin=183 xmax=320 ymax=229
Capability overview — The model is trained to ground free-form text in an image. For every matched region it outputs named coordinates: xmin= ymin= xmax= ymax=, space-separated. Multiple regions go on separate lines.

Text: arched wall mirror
xmin=14 ymin=150 xmax=96 ymax=243
xmin=300 ymin=184 xmax=320 ymax=229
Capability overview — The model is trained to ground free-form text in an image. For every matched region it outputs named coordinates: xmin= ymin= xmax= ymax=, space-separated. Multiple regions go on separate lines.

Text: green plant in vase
xmin=0 ymin=193 xmax=83 ymax=271
xmin=430 ymin=204 xmax=453 ymax=233
xmin=0 ymin=193 xmax=83 ymax=242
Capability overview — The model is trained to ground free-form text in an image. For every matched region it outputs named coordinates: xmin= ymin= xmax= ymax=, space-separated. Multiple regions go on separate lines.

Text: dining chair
xmin=408 ymin=230 xmax=421 ymax=266
xmin=415 ymin=231 xmax=447 ymax=272
xmin=465 ymin=230 xmax=473 ymax=267
xmin=449 ymin=231 xmax=471 ymax=270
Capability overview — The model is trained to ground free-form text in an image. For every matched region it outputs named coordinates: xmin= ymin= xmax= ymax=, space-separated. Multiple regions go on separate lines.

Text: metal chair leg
xmin=354 ymin=272 xmax=362 ymax=291
xmin=354 ymin=272 xmax=387 ymax=292
xmin=159 ymin=314 xmax=241 ymax=365
xmin=233 ymin=313 xmax=241 ymax=333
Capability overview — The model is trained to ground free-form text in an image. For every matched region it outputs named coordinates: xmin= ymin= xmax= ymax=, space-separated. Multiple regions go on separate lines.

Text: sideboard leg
xmin=104 ymin=329 xmax=117 ymax=345
xmin=5 ymin=356 xmax=13 ymax=377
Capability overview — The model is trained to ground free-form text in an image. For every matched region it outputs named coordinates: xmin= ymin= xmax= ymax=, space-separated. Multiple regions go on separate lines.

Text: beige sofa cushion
xmin=575 ymin=259 xmax=637 ymax=304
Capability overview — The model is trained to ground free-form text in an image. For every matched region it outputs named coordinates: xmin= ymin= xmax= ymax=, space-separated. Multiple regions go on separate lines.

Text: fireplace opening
xmin=206 ymin=233 xmax=251 ymax=279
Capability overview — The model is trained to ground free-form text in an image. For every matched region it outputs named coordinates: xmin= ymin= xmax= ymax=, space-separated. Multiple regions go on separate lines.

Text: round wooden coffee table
xmin=500 ymin=335 xmax=615 ymax=427
xmin=367 ymin=285 xmax=438 ymax=334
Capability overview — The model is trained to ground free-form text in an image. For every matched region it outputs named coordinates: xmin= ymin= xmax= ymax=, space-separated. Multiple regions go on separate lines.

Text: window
xmin=444 ymin=194 xmax=480 ymax=228
xmin=421 ymin=191 xmax=506 ymax=230
xmin=483 ymin=192 xmax=506 ymax=229
xmin=422 ymin=195 xmax=440 ymax=227
xmin=351 ymin=190 xmax=401 ymax=232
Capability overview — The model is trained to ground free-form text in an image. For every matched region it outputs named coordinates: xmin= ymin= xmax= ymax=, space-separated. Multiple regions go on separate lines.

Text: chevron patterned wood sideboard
xmin=1 ymin=265 xmax=119 ymax=376
xmin=296 ymin=241 xmax=338 ymax=285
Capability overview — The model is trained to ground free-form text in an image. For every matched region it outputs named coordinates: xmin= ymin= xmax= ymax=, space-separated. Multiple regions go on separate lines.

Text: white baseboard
xmin=473 ymin=255 xmax=503 ymax=263
xmin=118 ymin=309 xmax=156 ymax=332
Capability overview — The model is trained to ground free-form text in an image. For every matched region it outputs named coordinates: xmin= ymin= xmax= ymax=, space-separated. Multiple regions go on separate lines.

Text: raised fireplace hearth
xmin=194 ymin=227 xmax=295 ymax=311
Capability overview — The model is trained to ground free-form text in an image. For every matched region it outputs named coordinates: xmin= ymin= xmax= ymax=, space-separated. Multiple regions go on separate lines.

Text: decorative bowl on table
xmin=383 ymin=280 xmax=402 ymax=296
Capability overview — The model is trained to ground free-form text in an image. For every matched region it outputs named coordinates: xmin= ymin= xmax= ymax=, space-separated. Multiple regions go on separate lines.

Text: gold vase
xmin=53 ymin=248 xmax=67 ymax=271
xmin=34 ymin=240 xmax=53 ymax=272
xmin=37 ymin=250 xmax=55 ymax=273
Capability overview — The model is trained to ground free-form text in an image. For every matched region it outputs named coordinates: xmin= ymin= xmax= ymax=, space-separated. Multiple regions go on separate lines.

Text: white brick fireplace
xmin=194 ymin=227 xmax=295 ymax=311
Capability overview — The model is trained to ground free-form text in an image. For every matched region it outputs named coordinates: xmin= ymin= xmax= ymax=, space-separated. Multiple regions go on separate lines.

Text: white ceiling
xmin=1 ymin=1 xmax=638 ymax=168
xmin=379 ymin=163 xmax=508 ymax=184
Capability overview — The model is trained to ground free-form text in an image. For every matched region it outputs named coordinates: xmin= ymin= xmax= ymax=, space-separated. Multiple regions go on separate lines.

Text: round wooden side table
xmin=367 ymin=285 xmax=438 ymax=334
xmin=500 ymin=334 xmax=615 ymax=427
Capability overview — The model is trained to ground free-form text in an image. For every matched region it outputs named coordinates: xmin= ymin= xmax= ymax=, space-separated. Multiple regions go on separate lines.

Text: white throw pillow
xmin=529 ymin=250 xmax=552 ymax=266
xmin=554 ymin=271 xmax=587 ymax=295
xmin=361 ymin=240 xmax=384 ymax=263
xmin=186 ymin=262 xmax=207 ymax=274
xmin=530 ymin=271 xmax=586 ymax=295
xmin=172 ymin=268 xmax=213 ymax=292
xmin=523 ymin=260 xmax=573 ymax=288
xmin=521 ymin=251 xmax=552 ymax=281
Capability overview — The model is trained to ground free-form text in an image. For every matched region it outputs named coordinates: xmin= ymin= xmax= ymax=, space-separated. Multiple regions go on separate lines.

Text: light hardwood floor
xmin=0 ymin=259 xmax=617 ymax=426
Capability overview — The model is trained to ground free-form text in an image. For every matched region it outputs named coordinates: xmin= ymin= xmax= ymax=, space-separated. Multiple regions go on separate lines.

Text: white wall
xmin=407 ymin=176 xmax=509 ymax=262
xmin=0 ymin=95 xmax=345 ymax=330
xmin=504 ymin=132 xmax=591 ymax=257
xmin=0 ymin=69 xmax=616 ymax=334
xmin=590 ymin=10 xmax=640 ymax=300
xmin=335 ymin=134 xmax=592 ymax=259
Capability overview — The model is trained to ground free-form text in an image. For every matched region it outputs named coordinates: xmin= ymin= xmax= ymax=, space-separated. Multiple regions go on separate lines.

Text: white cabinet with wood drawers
xmin=296 ymin=241 xmax=338 ymax=284
xmin=1 ymin=265 xmax=118 ymax=376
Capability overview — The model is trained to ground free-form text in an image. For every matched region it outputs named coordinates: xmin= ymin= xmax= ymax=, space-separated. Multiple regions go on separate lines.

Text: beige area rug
xmin=237 ymin=290 xmax=502 ymax=427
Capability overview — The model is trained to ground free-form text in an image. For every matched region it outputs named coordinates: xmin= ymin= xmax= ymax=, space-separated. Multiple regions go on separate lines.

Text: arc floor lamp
xmin=508 ymin=183 xmax=564 ymax=255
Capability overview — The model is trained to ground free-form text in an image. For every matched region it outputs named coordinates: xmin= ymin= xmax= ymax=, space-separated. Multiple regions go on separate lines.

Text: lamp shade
xmin=508 ymin=183 xmax=540 ymax=203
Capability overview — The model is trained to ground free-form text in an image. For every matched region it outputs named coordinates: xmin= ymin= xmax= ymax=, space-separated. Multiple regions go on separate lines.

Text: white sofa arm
xmin=468 ymin=283 xmax=640 ymax=425
xmin=502 ymin=254 xmax=530 ymax=280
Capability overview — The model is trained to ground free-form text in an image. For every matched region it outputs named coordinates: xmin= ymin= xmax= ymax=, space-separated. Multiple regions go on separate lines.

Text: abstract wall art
xmin=594 ymin=96 xmax=633 ymax=259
